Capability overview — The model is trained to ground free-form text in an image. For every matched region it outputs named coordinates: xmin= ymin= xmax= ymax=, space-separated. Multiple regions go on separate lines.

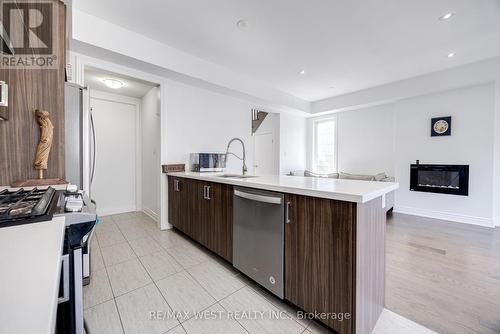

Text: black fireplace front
xmin=410 ymin=164 xmax=469 ymax=196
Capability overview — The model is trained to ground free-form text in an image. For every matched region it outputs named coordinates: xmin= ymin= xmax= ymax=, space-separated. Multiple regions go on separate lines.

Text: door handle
xmin=285 ymin=202 xmax=291 ymax=224
xmin=206 ymin=186 xmax=211 ymax=200
xmin=174 ymin=180 xmax=180 ymax=192
xmin=234 ymin=190 xmax=282 ymax=204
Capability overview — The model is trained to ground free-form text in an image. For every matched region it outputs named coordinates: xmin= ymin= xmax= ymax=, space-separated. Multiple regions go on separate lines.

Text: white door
xmin=253 ymin=133 xmax=275 ymax=176
xmin=90 ymin=97 xmax=137 ymax=216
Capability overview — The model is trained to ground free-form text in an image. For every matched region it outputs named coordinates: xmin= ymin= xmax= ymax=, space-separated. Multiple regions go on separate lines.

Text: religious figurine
xmin=33 ymin=110 xmax=54 ymax=179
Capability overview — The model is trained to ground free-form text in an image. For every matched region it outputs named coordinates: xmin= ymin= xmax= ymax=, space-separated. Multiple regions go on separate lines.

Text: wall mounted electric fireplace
xmin=410 ymin=163 xmax=469 ymax=196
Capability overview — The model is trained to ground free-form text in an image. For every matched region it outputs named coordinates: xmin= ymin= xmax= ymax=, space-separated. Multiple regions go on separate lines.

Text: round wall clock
xmin=431 ymin=116 xmax=452 ymax=137
xmin=433 ymin=120 xmax=449 ymax=134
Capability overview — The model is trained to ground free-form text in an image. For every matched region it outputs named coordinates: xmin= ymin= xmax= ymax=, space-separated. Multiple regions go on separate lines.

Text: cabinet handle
xmin=201 ymin=185 xmax=211 ymax=200
xmin=285 ymin=202 xmax=291 ymax=224
xmin=174 ymin=180 xmax=180 ymax=192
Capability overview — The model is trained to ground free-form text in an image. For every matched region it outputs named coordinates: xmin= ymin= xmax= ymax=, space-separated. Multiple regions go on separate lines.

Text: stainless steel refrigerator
xmin=64 ymin=82 xmax=96 ymax=287
xmin=64 ymin=82 xmax=96 ymax=192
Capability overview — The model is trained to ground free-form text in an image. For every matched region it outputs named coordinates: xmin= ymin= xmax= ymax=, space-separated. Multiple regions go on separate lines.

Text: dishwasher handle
xmin=234 ymin=189 xmax=282 ymax=205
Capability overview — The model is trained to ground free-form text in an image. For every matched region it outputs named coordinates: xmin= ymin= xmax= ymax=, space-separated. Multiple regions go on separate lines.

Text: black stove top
xmin=0 ymin=187 xmax=56 ymax=228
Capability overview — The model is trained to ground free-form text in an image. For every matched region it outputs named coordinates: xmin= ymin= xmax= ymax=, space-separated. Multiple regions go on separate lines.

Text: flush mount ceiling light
xmin=236 ymin=19 xmax=248 ymax=30
xmin=299 ymin=69 xmax=306 ymax=75
xmin=447 ymin=52 xmax=456 ymax=58
xmin=102 ymin=78 xmax=124 ymax=89
xmin=439 ymin=12 xmax=455 ymax=20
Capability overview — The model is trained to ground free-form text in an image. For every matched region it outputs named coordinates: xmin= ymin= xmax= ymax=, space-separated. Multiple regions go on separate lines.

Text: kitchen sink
xmin=217 ymin=174 xmax=258 ymax=179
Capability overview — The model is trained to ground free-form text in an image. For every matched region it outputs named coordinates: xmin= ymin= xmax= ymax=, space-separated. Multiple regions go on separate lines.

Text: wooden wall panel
xmin=355 ymin=197 xmax=386 ymax=334
xmin=0 ymin=0 xmax=66 ymax=185
xmin=284 ymin=193 xmax=356 ymax=334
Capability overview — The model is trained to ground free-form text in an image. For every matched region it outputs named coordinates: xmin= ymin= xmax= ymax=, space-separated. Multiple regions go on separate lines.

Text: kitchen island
xmin=167 ymin=172 xmax=398 ymax=334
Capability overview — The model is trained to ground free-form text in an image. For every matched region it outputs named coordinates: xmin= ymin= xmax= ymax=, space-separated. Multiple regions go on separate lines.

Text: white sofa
xmin=288 ymin=170 xmax=395 ymax=212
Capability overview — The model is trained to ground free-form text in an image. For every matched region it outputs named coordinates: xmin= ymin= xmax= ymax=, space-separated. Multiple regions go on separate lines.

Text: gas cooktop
xmin=0 ymin=187 xmax=56 ymax=228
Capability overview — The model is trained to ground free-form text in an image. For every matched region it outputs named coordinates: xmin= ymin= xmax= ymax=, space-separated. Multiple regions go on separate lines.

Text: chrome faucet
xmin=225 ymin=138 xmax=248 ymax=175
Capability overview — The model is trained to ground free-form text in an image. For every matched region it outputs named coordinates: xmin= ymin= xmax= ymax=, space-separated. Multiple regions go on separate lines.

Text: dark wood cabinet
xmin=284 ymin=193 xmax=356 ymax=334
xmin=168 ymin=176 xmax=385 ymax=334
xmin=167 ymin=176 xmax=233 ymax=261
xmin=204 ymin=182 xmax=233 ymax=261
xmin=168 ymin=176 xmax=187 ymax=232
xmin=167 ymin=177 xmax=181 ymax=229
xmin=168 ymin=176 xmax=197 ymax=238
xmin=184 ymin=178 xmax=202 ymax=241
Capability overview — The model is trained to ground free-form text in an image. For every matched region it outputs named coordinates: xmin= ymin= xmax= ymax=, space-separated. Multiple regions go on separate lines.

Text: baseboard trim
xmin=495 ymin=219 xmax=500 ymax=227
xmin=142 ymin=207 xmax=159 ymax=223
xmin=97 ymin=206 xmax=137 ymax=217
xmin=393 ymin=206 xmax=495 ymax=228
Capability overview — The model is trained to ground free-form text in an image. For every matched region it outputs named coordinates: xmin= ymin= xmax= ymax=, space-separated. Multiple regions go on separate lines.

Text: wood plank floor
xmin=386 ymin=213 xmax=500 ymax=334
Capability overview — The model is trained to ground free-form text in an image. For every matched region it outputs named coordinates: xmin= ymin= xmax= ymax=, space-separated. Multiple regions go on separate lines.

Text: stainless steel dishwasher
xmin=233 ymin=186 xmax=285 ymax=298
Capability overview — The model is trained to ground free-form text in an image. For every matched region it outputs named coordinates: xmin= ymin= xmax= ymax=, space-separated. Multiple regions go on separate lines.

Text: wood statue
xmin=33 ymin=110 xmax=54 ymax=179
xmin=10 ymin=109 xmax=67 ymax=187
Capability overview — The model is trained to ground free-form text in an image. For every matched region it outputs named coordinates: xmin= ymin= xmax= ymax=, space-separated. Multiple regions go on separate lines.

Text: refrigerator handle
xmin=90 ymin=107 xmax=96 ymax=186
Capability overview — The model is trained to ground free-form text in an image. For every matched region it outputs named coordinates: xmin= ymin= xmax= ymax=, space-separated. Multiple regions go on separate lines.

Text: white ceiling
xmin=75 ymin=0 xmax=500 ymax=101
xmin=84 ymin=67 xmax=158 ymax=98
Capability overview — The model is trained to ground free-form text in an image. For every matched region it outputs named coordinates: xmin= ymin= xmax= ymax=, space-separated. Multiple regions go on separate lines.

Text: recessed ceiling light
xmin=439 ymin=12 xmax=454 ymax=20
xmin=447 ymin=52 xmax=455 ymax=58
xmin=299 ymin=70 xmax=306 ymax=75
xmin=102 ymin=78 xmax=124 ymax=89
xmin=236 ymin=19 xmax=248 ymax=30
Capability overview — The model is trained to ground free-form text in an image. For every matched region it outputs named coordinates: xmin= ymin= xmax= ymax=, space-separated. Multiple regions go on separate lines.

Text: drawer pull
xmin=285 ymin=202 xmax=291 ymax=224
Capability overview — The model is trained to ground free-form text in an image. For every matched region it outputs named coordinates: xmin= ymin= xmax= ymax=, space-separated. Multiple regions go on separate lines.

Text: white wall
xmin=164 ymin=79 xmax=307 ymax=176
xmin=279 ymin=113 xmax=307 ymax=174
xmin=164 ymin=80 xmax=257 ymax=173
xmin=337 ymin=104 xmax=396 ymax=176
xmin=331 ymin=84 xmax=496 ymax=227
xmin=141 ymin=87 xmax=161 ymax=220
xmin=394 ymin=84 xmax=495 ymax=227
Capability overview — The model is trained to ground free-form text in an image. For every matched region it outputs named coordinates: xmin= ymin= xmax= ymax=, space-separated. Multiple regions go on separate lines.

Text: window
xmin=312 ymin=118 xmax=337 ymax=173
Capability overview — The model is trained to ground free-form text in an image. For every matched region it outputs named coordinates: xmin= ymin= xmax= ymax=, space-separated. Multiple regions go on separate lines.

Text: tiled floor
xmin=84 ymin=211 xmax=434 ymax=334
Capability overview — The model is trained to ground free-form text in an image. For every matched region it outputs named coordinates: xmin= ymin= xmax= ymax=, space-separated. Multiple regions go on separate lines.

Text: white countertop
xmin=0 ymin=216 xmax=66 ymax=334
xmin=168 ymin=172 xmax=399 ymax=203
